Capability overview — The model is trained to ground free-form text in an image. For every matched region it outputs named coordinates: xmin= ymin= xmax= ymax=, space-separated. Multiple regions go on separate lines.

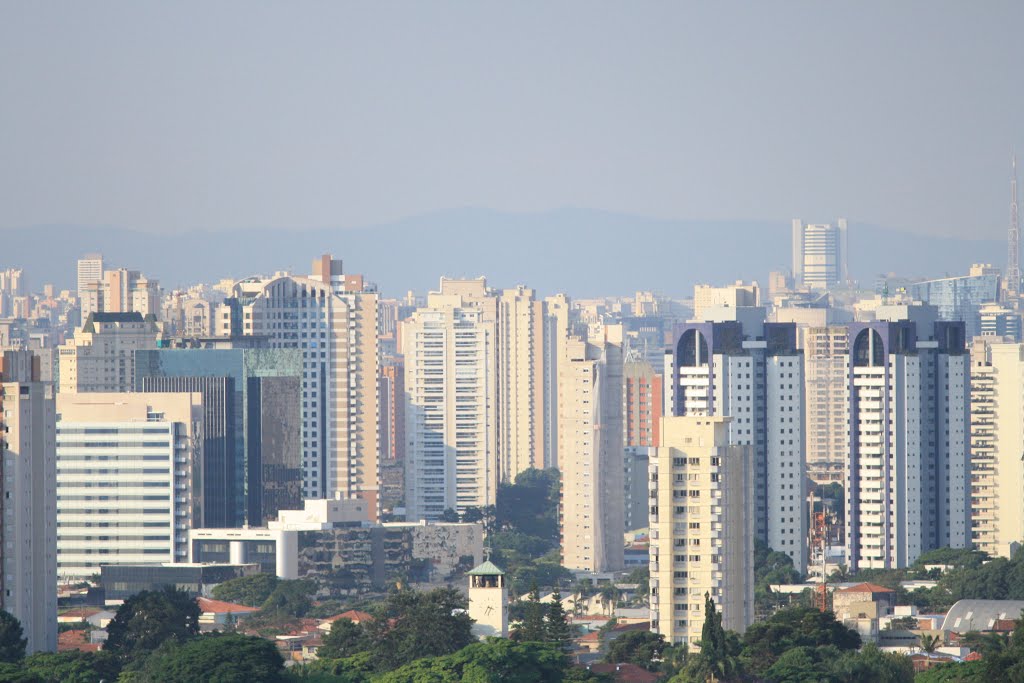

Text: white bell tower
xmin=467 ymin=561 xmax=508 ymax=638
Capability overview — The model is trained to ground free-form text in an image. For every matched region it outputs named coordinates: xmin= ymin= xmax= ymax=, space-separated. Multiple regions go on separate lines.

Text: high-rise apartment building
xmin=378 ymin=361 xmax=405 ymax=511
xmin=58 ymin=312 xmax=160 ymax=393
xmin=55 ymin=392 xmax=203 ymax=581
xmin=429 ymin=279 xmax=550 ymax=480
xmin=0 ymin=351 xmax=57 ymax=653
xmin=968 ymin=338 xmax=997 ymax=555
xmin=804 ymin=326 xmax=849 ymax=484
xmin=402 ymin=292 xmax=497 ymax=521
xmin=78 ymin=266 xmax=160 ymax=319
xmin=495 ymin=286 xmax=547 ymax=477
xmin=649 ymin=416 xmax=754 ymax=646
xmin=844 ymin=307 xmax=969 ymax=570
xmin=558 ymin=326 xmax=625 ymax=573
xmin=623 ymin=357 xmax=662 ymax=448
xmin=969 ymin=341 xmax=1024 ymax=558
xmin=667 ymin=313 xmax=807 ymax=573
xmin=218 ymin=256 xmax=380 ymax=514
xmin=76 ymin=254 xmax=103 ymax=302
xmin=792 ymin=219 xmax=848 ymax=289
xmin=542 ymin=293 xmax=572 ymax=469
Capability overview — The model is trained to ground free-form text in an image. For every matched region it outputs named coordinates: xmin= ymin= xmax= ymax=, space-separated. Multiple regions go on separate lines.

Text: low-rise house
xmin=317 ymin=609 xmax=375 ymax=633
xmin=196 ymin=597 xmax=259 ymax=629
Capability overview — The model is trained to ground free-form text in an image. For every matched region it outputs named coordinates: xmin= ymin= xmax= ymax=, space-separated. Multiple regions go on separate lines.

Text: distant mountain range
xmin=0 ymin=208 xmax=1007 ymax=299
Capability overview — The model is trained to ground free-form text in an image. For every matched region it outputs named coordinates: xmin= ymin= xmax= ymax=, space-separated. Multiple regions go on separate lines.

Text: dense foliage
xmin=603 ymin=630 xmax=669 ymax=671
xmin=210 ymin=573 xmax=280 ymax=607
xmin=662 ymin=600 xmax=912 ymax=683
xmin=18 ymin=651 xmax=120 ymax=683
xmin=0 ymin=611 xmax=26 ymax=664
xmin=131 ymin=633 xmax=287 ymax=683
xmin=741 ymin=606 xmax=861 ymax=677
xmin=104 ymin=587 xmax=200 ymax=659
xmin=754 ymin=539 xmax=803 ymax=614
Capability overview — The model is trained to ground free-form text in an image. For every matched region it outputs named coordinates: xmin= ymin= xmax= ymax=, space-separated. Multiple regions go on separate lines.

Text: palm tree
xmin=598 ymin=585 xmax=620 ymax=616
xmin=919 ymin=633 xmax=940 ymax=654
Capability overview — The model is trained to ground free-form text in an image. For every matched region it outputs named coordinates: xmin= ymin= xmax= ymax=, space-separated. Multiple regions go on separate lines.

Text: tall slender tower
xmin=1008 ymin=156 xmax=1020 ymax=299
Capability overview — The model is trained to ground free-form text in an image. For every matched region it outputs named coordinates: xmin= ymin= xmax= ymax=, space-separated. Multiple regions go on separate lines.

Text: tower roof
xmin=467 ymin=560 xmax=505 ymax=576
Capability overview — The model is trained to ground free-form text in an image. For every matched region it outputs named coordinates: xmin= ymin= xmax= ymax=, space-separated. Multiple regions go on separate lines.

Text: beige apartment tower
xmin=971 ymin=341 xmax=1024 ymax=558
xmin=558 ymin=325 xmax=625 ymax=573
xmin=649 ymin=416 xmax=754 ymax=646
xmin=217 ymin=256 xmax=380 ymax=514
xmin=431 ymin=278 xmax=550 ymax=480
xmin=58 ymin=312 xmax=160 ymax=394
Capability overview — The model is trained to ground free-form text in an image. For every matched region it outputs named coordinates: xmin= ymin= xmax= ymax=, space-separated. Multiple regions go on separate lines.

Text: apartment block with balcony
xmin=649 ymin=416 xmax=754 ymax=646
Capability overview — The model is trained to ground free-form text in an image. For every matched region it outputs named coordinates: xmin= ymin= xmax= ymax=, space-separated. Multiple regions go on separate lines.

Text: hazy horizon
xmin=3 ymin=2 xmax=1023 ymax=240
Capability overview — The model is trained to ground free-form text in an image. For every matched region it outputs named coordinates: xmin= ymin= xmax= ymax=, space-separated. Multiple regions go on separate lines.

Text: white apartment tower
xmin=649 ymin=416 xmax=754 ymax=646
xmin=667 ymin=316 xmax=807 ymax=573
xmin=792 ymin=219 xmax=848 ymax=290
xmin=55 ymin=392 xmax=203 ymax=581
xmin=218 ymin=256 xmax=380 ymax=515
xmin=558 ymin=325 xmax=625 ymax=573
xmin=76 ymin=254 xmax=103 ymax=303
xmin=845 ymin=310 xmax=969 ymax=570
xmin=0 ymin=351 xmax=57 ymax=653
xmin=969 ymin=341 xmax=1024 ymax=558
xmin=429 ymin=278 xmax=552 ymax=480
xmin=402 ymin=290 xmax=497 ymax=521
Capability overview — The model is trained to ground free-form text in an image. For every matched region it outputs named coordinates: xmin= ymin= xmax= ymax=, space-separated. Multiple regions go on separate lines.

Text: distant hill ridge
xmin=0 ymin=208 xmax=1004 ymax=298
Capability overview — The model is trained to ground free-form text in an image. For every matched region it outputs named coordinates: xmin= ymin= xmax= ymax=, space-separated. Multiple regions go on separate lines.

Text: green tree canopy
xmin=361 ymin=587 xmax=474 ymax=672
xmin=545 ymin=589 xmax=574 ymax=651
xmin=375 ymin=639 xmax=569 ymax=683
xmin=104 ymin=587 xmax=200 ymax=659
xmin=261 ymin=579 xmax=317 ymax=618
xmin=511 ymin=585 xmax=546 ymax=643
xmin=133 ymin=633 xmax=286 ymax=683
xmin=0 ymin=611 xmax=26 ymax=664
xmin=741 ymin=606 xmax=860 ymax=677
xmin=211 ymin=573 xmax=279 ymax=607
xmin=21 ymin=651 xmax=121 ymax=683
xmin=603 ymin=630 xmax=668 ymax=671
xmin=318 ymin=618 xmax=368 ymax=660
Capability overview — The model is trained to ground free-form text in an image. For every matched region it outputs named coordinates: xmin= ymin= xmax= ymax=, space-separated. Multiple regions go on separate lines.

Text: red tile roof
xmin=321 ymin=609 xmax=374 ymax=625
xmin=839 ymin=582 xmax=896 ymax=594
xmin=196 ymin=596 xmax=259 ymax=614
xmin=57 ymin=629 xmax=100 ymax=653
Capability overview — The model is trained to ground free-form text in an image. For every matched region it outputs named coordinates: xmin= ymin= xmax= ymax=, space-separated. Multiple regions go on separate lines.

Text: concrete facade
xmin=55 ymin=392 xmax=203 ymax=580
xmin=558 ymin=326 xmax=625 ymax=573
xmin=649 ymin=416 xmax=754 ymax=646
xmin=0 ymin=351 xmax=57 ymax=653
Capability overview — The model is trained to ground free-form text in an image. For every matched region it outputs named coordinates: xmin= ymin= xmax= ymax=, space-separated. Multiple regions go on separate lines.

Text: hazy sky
xmin=1 ymin=2 xmax=1021 ymax=238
